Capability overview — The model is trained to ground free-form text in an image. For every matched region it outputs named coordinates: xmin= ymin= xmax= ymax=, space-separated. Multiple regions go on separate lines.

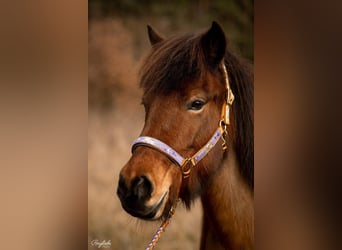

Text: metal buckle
xmin=180 ymin=158 xmax=195 ymax=178
xmin=219 ymin=120 xmax=228 ymax=151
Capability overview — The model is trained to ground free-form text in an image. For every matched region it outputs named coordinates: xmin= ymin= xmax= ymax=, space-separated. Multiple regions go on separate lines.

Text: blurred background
xmin=0 ymin=0 xmax=342 ymax=250
xmin=88 ymin=0 xmax=253 ymax=249
xmin=0 ymin=1 xmax=341 ymax=250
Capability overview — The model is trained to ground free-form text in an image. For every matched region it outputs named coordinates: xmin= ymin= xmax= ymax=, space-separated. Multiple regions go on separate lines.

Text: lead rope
xmin=145 ymin=199 xmax=180 ymax=250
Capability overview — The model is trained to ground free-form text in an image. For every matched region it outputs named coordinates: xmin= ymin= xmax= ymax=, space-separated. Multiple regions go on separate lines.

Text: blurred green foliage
xmin=89 ymin=0 xmax=253 ymax=61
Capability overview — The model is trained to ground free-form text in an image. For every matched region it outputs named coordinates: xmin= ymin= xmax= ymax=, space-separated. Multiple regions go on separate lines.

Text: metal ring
xmin=180 ymin=158 xmax=194 ymax=178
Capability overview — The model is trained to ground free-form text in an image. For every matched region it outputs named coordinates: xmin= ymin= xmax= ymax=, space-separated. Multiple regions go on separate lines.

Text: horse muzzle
xmin=117 ymin=174 xmax=168 ymax=220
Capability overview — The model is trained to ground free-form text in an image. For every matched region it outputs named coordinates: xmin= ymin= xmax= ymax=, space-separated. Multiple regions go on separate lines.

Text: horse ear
xmin=147 ymin=25 xmax=164 ymax=45
xmin=201 ymin=21 xmax=227 ymax=67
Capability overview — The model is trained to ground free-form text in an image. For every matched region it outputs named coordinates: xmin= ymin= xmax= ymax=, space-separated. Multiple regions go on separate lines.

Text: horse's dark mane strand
xmin=225 ymin=49 xmax=254 ymax=189
xmin=140 ymin=34 xmax=205 ymax=97
xmin=139 ymin=33 xmax=254 ymax=189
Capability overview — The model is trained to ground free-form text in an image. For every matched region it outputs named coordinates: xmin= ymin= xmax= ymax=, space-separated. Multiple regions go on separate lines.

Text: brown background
xmin=88 ymin=1 xmax=253 ymax=249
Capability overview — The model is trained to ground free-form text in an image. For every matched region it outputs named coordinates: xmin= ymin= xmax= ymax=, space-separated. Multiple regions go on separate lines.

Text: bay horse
xmin=117 ymin=21 xmax=254 ymax=249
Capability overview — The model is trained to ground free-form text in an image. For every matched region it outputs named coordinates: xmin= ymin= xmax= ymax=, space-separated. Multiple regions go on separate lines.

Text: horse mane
xmin=139 ymin=32 xmax=254 ymax=189
xmin=224 ymin=48 xmax=254 ymax=189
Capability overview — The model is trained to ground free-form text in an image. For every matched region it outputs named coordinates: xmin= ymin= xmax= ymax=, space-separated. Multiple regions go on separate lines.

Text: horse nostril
xmin=117 ymin=174 xmax=153 ymax=203
xmin=117 ymin=174 xmax=128 ymax=198
xmin=132 ymin=176 xmax=153 ymax=201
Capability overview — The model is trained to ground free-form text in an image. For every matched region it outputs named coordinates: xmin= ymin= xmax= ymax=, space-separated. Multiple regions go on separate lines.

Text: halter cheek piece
xmin=131 ymin=62 xmax=234 ymax=178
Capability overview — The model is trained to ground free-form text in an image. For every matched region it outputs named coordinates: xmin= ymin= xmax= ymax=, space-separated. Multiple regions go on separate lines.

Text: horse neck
xmin=200 ymin=148 xmax=254 ymax=250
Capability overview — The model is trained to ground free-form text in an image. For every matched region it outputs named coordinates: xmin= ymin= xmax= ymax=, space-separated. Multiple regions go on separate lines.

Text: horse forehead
xmin=143 ymin=73 xmax=222 ymax=107
xmin=143 ymin=89 xmax=178 ymax=104
xmin=148 ymin=94 xmax=180 ymax=112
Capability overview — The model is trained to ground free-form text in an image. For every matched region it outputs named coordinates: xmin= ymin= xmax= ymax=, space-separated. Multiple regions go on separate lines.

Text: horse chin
xmin=123 ymin=190 xmax=169 ymax=221
xmin=145 ymin=190 xmax=169 ymax=221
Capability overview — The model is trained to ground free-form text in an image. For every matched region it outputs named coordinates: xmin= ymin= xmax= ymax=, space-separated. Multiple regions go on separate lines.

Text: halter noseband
xmin=131 ymin=62 xmax=234 ymax=178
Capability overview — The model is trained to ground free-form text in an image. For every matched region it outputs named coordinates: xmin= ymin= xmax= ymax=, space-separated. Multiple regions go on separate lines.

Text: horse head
xmin=117 ymin=22 xmax=239 ymax=220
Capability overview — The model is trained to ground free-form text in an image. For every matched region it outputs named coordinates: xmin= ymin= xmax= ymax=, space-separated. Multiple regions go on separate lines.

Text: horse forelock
xmin=139 ymin=34 xmax=205 ymax=99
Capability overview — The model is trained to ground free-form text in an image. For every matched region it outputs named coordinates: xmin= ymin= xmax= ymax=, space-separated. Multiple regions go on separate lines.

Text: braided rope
xmin=145 ymin=199 xmax=180 ymax=250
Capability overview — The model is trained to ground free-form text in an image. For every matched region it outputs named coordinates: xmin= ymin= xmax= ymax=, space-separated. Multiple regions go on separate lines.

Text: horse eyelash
xmin=187 ymin=99 xmax=206 ymax=111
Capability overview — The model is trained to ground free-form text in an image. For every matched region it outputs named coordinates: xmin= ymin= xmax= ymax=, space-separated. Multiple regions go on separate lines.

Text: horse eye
xmin=188 ymin=100 xmax=205 ymax=111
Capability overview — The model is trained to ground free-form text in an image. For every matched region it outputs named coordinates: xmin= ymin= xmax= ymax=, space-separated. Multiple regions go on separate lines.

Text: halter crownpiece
xmin=221 ymin=61 xmax=235 ymax=125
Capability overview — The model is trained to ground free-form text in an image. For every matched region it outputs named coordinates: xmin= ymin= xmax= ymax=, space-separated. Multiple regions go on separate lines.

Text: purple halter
xmin=132 ymin=127 xmax=224 ymax=177
xmin=131 ymin=62 xmax=234 ymax=178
